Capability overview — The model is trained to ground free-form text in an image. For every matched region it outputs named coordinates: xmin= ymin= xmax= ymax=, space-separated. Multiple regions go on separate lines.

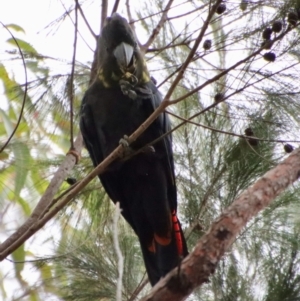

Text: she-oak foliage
xmin=0 ymin=0 xmax=300 ymax=300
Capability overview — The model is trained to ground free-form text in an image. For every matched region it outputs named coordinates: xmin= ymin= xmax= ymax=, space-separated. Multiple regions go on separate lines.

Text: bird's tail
xmin=140 ymin=211 xmax=188 ymax=286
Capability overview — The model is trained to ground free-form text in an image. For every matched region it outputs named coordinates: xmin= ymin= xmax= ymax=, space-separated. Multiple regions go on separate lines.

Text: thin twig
xmin=101 ymin=0 xmax=108 ymax=31
xmin=128 ymin=279 xmax=149 ymax=301
xmin=59 ymin=0 xmax=94 ymax=52
xmin=166 ymin=109 xmax=300 ymax=144
xmin=162 ymin=0 xmax=223 ymax=103
xmin=69 ymin=0 xmax=79 ymax=150
xmin=141 ymin=0 xmax=174 ymax=53
xmin=169 ymin=23 xmax=297 ymax=105
xmin=113 ymin=202 xmax=124 ymax=301
xmin=0 ymin=22 xmax=28 ymax=153
xmin=126 ymin=0 xmax=140 ymax=48
xmin=77 ymin=1 xmax=97 ymax=38
xmin=111 ymin=0 xmax=121 ymax=15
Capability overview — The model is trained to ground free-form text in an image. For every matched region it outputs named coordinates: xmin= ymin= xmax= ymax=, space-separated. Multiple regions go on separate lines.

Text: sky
xmin=1 ymin=0 xmax=93 ymax=61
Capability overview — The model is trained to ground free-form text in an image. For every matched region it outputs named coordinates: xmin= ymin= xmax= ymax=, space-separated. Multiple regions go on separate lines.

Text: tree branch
xmin=141 ymin=0 xmax=174 ymax=53
xmin=163 ymin=0 xmax=223 ymax=102
xmin=0 ymin=133 xmax=83 ymax=260
xmin=140 ymin=148 xmax=300 ymax=301
xmin=68 ymin=0 xmax=79 ymax=150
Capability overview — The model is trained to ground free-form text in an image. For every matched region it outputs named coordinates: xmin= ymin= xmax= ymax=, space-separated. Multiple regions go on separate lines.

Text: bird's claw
xmin=119 ymin=135 xmax=133 ymax=157
xmin=119 ymin=135 xmax=130 ymax=147
xmin=119 ymin=79 xmax=137 ymax=99
xmin=143 ymin=145 xmax=155 ymax=154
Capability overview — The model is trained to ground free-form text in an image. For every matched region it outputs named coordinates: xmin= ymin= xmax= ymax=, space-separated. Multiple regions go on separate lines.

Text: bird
xmin=80 ymin=13 xmax=188 ymax=286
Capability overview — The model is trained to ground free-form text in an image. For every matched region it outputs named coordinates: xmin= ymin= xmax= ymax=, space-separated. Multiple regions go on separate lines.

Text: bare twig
xmin=128 ymin=279 xmax=149 ymax=301
xmin=163 ymin=0 xmax=223 ymax=102
xmin=141 ymin=0 xmax=174 ymax=53
xmin=101 ymin=0 xmax=108 ymax=31
xmin=77 ymin=1 xmax=97 ymax=38
xmin=0 ymin=22 xmax=28 ymax=153
xmin=69 ymin=0 xmax=79 ymax=150
xmin=140 ymin=148 xmax=300 ymax=301
xmin=170 ymin=23 xmax=296 ymax=105
xmin=111 ymin=0 xmax=121 ymax=15
xmin=113 ymin=202 xmax=124 ymax=301
xmin=169 ymin=110 xmax=300 ymax=143
xmin=59 ymin=0 xmax=94 ymax=52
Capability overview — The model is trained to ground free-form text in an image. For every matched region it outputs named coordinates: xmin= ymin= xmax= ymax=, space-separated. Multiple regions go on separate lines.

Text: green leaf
xmin=0 ymin=64 xmax=23 ymax=102
xmin=11 ymin=141 xmax=31 ymax=197
xmin=0 ymin=108 xmax=14 ymax=135
xmin=6 ymin=37 xmax=38 ymax=55
xmin=5 ymin=23 xmax=25 ymax=34
xmin=29 ymin=291 xmax=39 ymax=301
xmin=11 ymin=244 xmax=25 ymax=275
xmin=0 ymin=270 xmax=7 ymax=298
xmin=0 ymin=151 xmax=9 ymax=161
xmin=40 ymin=263 xmax=52 ymax=281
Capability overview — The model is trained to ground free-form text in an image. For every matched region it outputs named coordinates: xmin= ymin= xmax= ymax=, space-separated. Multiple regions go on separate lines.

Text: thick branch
xmin=140 ymin=148 xmax=300 ymax=301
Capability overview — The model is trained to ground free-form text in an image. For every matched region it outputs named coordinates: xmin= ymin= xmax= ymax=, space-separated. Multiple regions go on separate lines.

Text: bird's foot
xmin=119 ymin=79 xmax=137 ymax=99
xmin=119 ymin=135 xmax=130 ymax=147
xmin=119 ymin=135 xmax=133 ymax=157
xmin=142 ymin=145 xmax=155 ymax=154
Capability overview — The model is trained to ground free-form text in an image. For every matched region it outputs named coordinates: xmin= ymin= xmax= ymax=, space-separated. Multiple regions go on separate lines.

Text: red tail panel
xmin=172 ymin=210 xmax=184 ymax=256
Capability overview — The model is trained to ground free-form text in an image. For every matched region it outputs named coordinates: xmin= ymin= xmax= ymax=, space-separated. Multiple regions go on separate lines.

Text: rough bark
xmin=140 ymin=148 xmax=300 ymax=301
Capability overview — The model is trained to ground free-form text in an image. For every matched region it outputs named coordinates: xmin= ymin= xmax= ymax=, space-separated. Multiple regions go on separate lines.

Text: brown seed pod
xmin=284 ymin=144 xmax=294 ymax=153
xmin=66 ymin=177 xmax=77 ymax=185
xmin=262 ymin=27 xmax=272 ymax=40
xmin=216 ymin=4 xmax=226 ymax=15
xmin=214 ymin=92 xmax=225 ymax=103
xmin=203 ymin=39 xmax=212 ymax=50
xmin=272 ymin=20 xmax=283 ymax=33
xmin=263 ymin=52 xmax=276 ymax=62
xmin=288 ymin=12 xmax=298 ymax=26
xmin=244 ymin=127 xmax=254 ymax=136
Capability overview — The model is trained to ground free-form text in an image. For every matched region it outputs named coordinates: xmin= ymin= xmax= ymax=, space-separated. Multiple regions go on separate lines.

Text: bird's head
xmin=97 ymin=13 xmax=150 ymax=88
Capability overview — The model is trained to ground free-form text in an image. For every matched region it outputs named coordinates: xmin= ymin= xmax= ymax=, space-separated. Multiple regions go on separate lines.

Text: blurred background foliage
xmin=0 ymin=0 xmax=300 ymax=300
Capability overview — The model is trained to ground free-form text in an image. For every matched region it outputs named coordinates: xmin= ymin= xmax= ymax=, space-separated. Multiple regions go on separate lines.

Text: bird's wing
xmin=80 ymin=91 xmax=138 ymax=230
xmin=80 ymin=94 xmax=105 ymax=168
xmin=139 ymin=81 xmax=177 ymax=210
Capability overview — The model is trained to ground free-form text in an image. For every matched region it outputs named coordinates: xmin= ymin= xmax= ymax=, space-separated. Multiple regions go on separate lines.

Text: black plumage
xmin=80 ymin=13 xmax=188 ymax=286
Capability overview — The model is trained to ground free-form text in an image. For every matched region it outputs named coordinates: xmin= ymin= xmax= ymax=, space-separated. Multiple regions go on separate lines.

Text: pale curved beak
xmin=113 ymin=42 xmax=134 ymax=68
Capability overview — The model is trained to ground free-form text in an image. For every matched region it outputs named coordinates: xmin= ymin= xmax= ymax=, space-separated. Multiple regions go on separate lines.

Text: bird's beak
xmin=113 ymin=42 xmax=134 ymax=69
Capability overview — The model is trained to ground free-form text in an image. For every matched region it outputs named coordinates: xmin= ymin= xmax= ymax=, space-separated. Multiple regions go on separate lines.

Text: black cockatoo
xmin=80 ymin=13 xmax=188 ymax=286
